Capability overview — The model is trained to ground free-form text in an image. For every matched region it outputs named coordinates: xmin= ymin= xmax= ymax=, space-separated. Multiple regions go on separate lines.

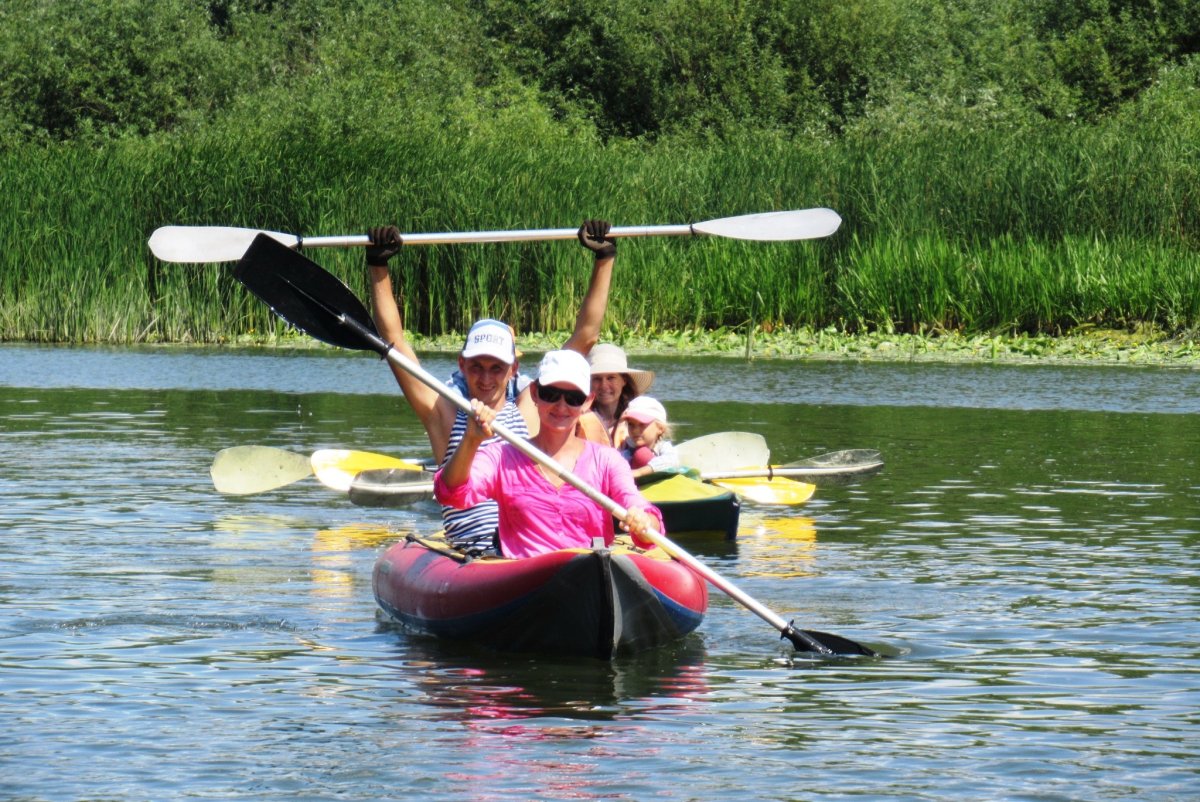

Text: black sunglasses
xmin=535 ymin=383 xmax=587 ymax=407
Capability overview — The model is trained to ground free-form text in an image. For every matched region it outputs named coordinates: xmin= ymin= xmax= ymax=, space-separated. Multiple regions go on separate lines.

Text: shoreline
xmin=188 ymin=326 xmax=1200 ymax=368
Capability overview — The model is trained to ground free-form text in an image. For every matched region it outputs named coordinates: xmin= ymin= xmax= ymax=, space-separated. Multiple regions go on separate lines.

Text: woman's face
xmin=533 ymin=382 xmax=593 ymax=432
xmin=590 ymin=372 xmax=626 ymax=408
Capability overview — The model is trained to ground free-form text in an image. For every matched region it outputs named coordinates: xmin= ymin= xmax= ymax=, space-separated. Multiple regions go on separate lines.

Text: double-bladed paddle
xmin=210 ymin=445 xmax=427 ymax=495
xmin=148 ymin=208 xmax=843 ymax=263
xmin=675 ymin=434 xmax=881 ymax=503
xmin=231 ymin=232 xmax=877 ymax=658
xmin=699 ymin=449 xmax=882 ymax=503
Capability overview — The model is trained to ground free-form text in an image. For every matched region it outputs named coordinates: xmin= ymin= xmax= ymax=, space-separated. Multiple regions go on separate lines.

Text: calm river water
xmin=2 ymin=343 xmax=1198 ymax=801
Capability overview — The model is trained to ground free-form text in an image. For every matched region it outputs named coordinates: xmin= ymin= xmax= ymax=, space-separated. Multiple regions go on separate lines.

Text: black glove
xmin=577 ymin=219 xmax=616 ymax=259
xmin=366 ymin=225 xmax=403 ymax=267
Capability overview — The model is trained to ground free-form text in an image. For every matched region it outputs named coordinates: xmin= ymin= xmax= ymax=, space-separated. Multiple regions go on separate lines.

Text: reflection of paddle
xmin=149 ymin=208 xmax=843 ymax=263
xmin=210 ymin=445 xmax=425 ymax=495
xmin=232 ymin=233 xmax=877 ymax=657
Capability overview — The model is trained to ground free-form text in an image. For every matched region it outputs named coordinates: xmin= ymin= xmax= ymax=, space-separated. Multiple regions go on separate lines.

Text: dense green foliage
xmin=0 ymin=0 xmax=1196 ymax=343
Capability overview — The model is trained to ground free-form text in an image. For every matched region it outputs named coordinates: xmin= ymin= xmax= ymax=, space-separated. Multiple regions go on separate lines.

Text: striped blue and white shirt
xmin=440 ymin=399 xmax=530 ymax=553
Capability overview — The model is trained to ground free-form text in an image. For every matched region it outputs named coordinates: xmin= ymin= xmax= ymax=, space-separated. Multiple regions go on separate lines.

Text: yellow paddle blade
xmin=310 ymin=449 xmax=425 ymax=493
xmin=710 ymin=476 xmax=816 ymax=506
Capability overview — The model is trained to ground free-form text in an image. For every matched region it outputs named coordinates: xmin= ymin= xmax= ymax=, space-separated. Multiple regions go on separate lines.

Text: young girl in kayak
xmin=585 ymin=343 xmax=655 ymax=446
xmin=618 ymin=396 xmax=680 ymax=478
xmin=434 ymin=349 xmax=664 ymax=559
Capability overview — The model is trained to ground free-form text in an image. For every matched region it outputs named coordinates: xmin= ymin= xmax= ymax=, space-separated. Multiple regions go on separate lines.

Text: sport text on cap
xmin=460 ymin=319 xmax=515 ymax=364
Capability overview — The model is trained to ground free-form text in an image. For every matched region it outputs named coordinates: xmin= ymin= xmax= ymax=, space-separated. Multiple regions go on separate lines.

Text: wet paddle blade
xmin=781 ymin=449 xmax=884 ymax=485
xmin=676 ymin=432 xmax=770 ymax=473
xmin=785 ymin=448 xmax=882 ymax=469
xmin=310 ymin=449 xmax=426 ymax=493
xmin=348 ymin=469 xmax=436 ymax=507
xmin=210 ymin=446 xmax=313 ymax=494
xmin=785 ymin=624 xmax=879 ymax=657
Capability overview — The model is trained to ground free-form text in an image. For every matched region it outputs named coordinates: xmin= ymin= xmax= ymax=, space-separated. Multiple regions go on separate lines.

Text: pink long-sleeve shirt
xmin=434 ymin=440 xmax=665 ymax=559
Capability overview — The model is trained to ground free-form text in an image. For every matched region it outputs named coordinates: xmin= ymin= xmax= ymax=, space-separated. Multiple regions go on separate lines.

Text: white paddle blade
xmin=210 ymin=446 xmax=313 ymax=494
xmin=149 ymin=226 xmax=300 ymax=263
xmin=692 ymin=208 xmax=842 ymax=241
xmin=676 ymin=431 xmax=770 ymax=473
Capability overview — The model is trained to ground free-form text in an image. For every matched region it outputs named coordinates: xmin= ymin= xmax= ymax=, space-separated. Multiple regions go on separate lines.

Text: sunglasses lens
xmin=537 ymin=384 xmax=586 ymax=407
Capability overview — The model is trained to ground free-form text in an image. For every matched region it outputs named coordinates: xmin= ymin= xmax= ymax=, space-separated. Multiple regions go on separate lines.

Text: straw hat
xmin=587 ymin=344 xmax=655 ymax=395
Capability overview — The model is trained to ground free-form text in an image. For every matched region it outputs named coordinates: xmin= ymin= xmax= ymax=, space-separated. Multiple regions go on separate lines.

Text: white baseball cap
xmin=536 ymin=350 xmax=591 ymax=395
xmin=621 ymin=395 xmax=667 ymax=425
xmin=460 ymin=318 xmax=515 ymax=363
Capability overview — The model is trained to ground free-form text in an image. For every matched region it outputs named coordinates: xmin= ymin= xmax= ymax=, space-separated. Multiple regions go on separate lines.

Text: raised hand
xmin=577 ymin=219 xmax=616 ymax=259
xmin=366 ymin=225 xmax=403 ymax=267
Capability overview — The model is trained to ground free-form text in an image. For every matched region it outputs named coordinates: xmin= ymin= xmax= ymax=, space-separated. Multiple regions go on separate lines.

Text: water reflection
xmin=310 ymin=524 xmax=407 ymax=598
xmin=736 ymin=514 xmax=819 ymax=578
xmin=380 ymin=635 xmax=713 ymax=800
xmin=391 ymin=636 xmax=710 ymax=727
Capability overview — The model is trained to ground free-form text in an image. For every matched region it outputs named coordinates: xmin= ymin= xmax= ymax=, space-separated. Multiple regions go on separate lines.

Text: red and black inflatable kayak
xmin=372 ymin=535 xmax=708 ymax=658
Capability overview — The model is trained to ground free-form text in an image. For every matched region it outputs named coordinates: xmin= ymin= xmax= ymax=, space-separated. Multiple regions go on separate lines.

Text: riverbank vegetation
xmin=0 ymin=0 xmax=1196 ymax=350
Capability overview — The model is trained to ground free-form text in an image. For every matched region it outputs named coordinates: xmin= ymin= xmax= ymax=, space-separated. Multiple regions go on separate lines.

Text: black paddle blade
xmin=784 ymin=622 xmax=879 ymax=657
xmin=234 ymin=233 xmax=381 ymax=353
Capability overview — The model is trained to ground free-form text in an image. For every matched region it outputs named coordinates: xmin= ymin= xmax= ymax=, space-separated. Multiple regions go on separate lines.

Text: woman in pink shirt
xmin=434 ymin=349 xmax=664 ymax=558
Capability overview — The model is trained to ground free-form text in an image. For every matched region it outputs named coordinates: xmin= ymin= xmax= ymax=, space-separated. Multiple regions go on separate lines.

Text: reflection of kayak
xmin=638 ymin=473 xmax=741 ymax=541
xmin=372 ymin=535 xmax=708 ymax=658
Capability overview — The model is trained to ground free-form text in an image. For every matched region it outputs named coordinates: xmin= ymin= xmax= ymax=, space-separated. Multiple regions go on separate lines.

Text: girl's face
xmin=625 ymin=419 xmax=662 ymax=448
xmin=590 ymin=373 xmax=626 ymax=408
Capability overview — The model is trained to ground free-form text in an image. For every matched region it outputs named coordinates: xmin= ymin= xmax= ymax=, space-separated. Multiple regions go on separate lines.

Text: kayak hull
xmin=372 ymin=537 xmax=708 ymax=658
xmin=639 ymin=473 xmax=741 ymax=540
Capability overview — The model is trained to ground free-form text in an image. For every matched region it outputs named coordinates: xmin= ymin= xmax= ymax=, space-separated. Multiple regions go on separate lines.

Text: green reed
xmin=1 ymin=108 xmax=1196 ymax=343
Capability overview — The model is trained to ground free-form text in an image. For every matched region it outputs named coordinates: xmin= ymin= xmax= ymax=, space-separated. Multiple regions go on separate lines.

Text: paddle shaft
xmin=327 ymin=315 xmax=837 ymax=655
xmin=702 ymin=464 xmax=882 ymax=481
xmin=298 ymin=224 xmax=703 ymax=249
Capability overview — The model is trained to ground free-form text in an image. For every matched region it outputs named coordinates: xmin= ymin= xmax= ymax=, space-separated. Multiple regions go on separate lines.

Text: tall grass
xmin=1 ymin=99 xmax=1196 ymax=343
